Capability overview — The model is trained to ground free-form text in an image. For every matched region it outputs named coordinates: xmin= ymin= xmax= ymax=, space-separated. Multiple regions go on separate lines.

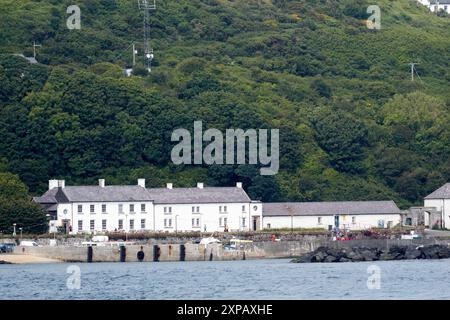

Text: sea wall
xmin=12 ymin=239 xmax=450 ymax=263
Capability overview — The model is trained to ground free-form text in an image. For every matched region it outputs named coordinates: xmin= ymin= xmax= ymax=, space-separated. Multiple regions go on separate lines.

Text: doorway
xmin=252 ymin=217 xmax=260 ymax=231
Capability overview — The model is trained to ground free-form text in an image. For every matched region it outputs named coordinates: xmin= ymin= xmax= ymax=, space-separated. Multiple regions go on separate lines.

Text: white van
xmin=20 ymin=241 xmax=39 ymax=247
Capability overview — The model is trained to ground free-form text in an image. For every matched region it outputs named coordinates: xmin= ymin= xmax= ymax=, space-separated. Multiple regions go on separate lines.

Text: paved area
xmin=0 ymin=254 xmax=61 ymax=264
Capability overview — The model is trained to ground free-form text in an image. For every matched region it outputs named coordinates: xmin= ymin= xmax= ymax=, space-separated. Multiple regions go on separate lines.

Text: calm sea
xmin=1 ymin=259 xmax=449 ymax=300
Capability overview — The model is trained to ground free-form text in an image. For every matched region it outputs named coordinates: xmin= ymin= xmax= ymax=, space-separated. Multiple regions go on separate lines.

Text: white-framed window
xmin=352 ymin=217 xmax=356 ymax=224
xmin=224 ymin=217 xmax=228 ymax=226
xmin=90 ymin=205 xmax=95 ymax=214
xmin=130 ymin=219 xmax=135 ymax=230
xmin=141 ymin=219 xmax=146 ymax=229
xmin=118 ymin=219 xmax=123 ymax=230
xmin=164 ymin=219 xmax=167 ymax=227
xmin=102 ymin=219 xmax=107 ymax=231
xmin=224 ymin=206 xmax=227 ymax=212
xmin=102 ymin=204 xmax=107 ymax=214
xmin=242 ymin=205 xmax=246 ymax=212
xmin=196 ymin=206 xmax=200 ymax=213
xmin=164 ymin=219 xmax=172 ymax=228
xmin=242 ymin=217 xmax=245 ymax=227
xmin=141 ymin=204 xmax=146 ymax=213
xmin=118 ymin=204 xmax=123 ymax=214
xmin=168 ymin=219 xmax=172 ymax=227
xmin=219 ymin=206 xmax=222 ymax=212
xmin=318 ymin=217 xmax=322 ymax=225
xmin=78 ymin=205 xmax=83 ymax=214
xmin=192 ymin=218 xmax=200 ymax=227
xmin=63 ymin=209 xmax=68 ymax=215
xmin=219 ymin=217 xmax=223 ymax=226
xmin=267 ymin=223 xmax=271 ymax=229
xmin=130 ymin=204 xmax=135 ymax=213
xmin=192 ymin=206 xmax=195 ymax=213
xmin=169 ymin=207 xmax=172 ymax=213
xmin=164 ymin=207 xmax=172 ymax=214
xmin=78 ymin=220 xmax=83 ymax=232
xmin=90 ymin=220 xmax=95 ymax=231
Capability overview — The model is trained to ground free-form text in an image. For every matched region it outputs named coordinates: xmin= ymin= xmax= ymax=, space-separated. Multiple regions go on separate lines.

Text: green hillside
xmin=0 ymin=0 xmax=449 ymax=208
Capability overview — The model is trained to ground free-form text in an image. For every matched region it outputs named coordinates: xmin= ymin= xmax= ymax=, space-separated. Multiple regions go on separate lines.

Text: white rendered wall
xmin=262 ymin=214 xmax=401 ymax=231
xmin=424 ymin=199 xmax=450 ymax=228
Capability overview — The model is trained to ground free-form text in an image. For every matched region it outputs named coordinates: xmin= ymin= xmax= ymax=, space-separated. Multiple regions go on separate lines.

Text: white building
xmin=262 ymin=201 xmax=402 ymax=231
xmin=34 ymin=179 xmax=263 ymax=234
xmin=424 ymin=183 xmax=450 ymax=229
xmin=418 ymin=0 xmax=450 ymax=14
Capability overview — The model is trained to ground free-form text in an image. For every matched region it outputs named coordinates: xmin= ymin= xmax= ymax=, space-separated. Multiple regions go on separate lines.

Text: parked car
xmin=19 ymin=241 xmax=39 ymax=247
xmin=0 ymin=243 xmax=15 ymax=253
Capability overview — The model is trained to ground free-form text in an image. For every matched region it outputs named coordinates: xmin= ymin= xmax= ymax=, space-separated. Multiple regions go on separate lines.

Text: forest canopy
xmin=0 ymin=0 xmax=448 ymax=210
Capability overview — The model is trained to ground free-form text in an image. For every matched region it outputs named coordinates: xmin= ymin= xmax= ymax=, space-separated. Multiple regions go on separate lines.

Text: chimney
xmin=99 ymin=179 xmax=105 ymax=188
xmin=138 ymin=179 xmax=146 ymax=188
xmin=197 ymin=182 xmax=204 ymax=189
xmin=166 ymin=183 xmax=173 ymax=189
xmin=49 ymin=180 xmax=59 ymax=190
xmin=236 ymin=182 xmax=243 ymax=188
xmin=58 ymin=180 xmax=65 ymax=189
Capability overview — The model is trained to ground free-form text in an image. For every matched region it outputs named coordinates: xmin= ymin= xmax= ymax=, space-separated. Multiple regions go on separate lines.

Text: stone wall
xmin=13 ymin=239 xmax=450 ymax=263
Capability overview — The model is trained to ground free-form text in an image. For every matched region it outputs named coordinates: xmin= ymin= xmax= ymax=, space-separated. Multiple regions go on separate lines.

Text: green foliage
xmin=0 ymin=172 xmax=47 ymax=234
xmin=0 ymin=0 xmax=448 ymax=208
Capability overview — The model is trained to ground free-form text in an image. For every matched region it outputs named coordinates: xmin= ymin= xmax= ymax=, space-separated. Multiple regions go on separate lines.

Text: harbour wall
xmin=12 ymin=238 xmax=450 ymax=263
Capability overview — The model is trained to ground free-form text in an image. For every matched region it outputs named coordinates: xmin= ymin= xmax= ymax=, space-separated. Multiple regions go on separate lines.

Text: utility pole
xmin=33 ymin=41 xmax=41 ymax=59
xmin=132 ymin=43 xmax=137 ymax=66
xmin=408 ymin=62 xmax=420 ymax=81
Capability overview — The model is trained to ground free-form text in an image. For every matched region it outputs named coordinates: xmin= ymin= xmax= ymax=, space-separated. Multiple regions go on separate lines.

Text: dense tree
xmin=0 ymin=172 xmax=47 ymax=234
xmin=0 ymin=0 xmax=448 ymax=209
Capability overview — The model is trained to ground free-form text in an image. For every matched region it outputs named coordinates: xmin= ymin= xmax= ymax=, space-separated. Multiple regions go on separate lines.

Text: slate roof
xmin=34 ymin=188 xmax=68 ymax=204
xmin=147 ymin=187 xmax=251 ymax=204
xmin=425 ymin=183 xmax=450 ymax=199
xmin=263 ymin=201 xmax=401 ymax=217
xmin=35 ymin=185 xmax=251 ymax=204
xmin=429 ymin=0 xmax=450 ymax=4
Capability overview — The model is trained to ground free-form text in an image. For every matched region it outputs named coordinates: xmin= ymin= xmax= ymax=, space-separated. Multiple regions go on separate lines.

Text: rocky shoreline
xmin=292 ymin=244 xmax=450 ymax=263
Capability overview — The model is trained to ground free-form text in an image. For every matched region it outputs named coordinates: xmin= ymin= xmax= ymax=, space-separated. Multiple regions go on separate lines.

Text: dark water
xmin=1 ymin=259 xmax=450 ymax=300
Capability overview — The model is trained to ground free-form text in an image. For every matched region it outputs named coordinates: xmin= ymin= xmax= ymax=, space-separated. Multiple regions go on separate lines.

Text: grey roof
xmin=62 ymin=186 xmax=154 ymax=202
xmin=147 ymin=187 xmax=251 ymax=204
xmin=263 ymin=201 xmax=401 ymax=217
xmin=430 ymin=0 xmax=450 ymax=4
xmin=35 ymin=185 xmax=251 ymax=204
xmin=425 ymin=183 xmax=450 ymax=199
xmin=34 ymin=188 xmax=68 ymax=204
xmin=36 ymin=186 xmax=153 ymax=203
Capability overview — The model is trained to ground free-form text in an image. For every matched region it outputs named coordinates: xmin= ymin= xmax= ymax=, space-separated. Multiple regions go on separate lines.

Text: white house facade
xmin=35 ymin=179 xmax=263 ymax=234
xmin=418 ymin=0 xmax=450 ymax=13
xmin=262 ymin=201 xmax=402 ymax=231
xmin=35 ymin=181 xmax=449 ymax=234
xmin=424 ymin=183 xmax=450 ymax=229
